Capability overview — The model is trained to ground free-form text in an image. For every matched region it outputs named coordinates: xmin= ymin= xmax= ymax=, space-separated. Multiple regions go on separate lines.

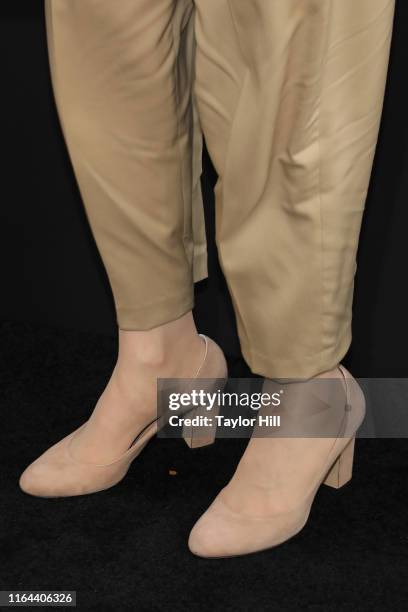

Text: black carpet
xmin=0 ymin=321 xmax=407 ymax=611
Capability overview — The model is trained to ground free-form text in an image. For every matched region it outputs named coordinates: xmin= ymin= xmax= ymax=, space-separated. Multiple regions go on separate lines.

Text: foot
xmin=68 ymin=314 xmax=205 ymax=465
xmin=188 ymin=366 xmax=366 ymax=558
xmin=19 ymin=312 xmax=214 ymax=497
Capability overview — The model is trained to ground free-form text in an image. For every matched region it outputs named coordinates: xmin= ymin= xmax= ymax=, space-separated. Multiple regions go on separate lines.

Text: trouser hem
xmin=240 ymin=331 xmax=352 ymax=379
xmin=117 ymin=289 xmax=194 ymax=331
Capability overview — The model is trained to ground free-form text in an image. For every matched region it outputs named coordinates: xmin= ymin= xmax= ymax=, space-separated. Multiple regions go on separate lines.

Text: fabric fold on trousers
xmin=44 ymin=0 xmax=395 ymax=378
xmin=44 ymin=0 xmax=207 ymax=331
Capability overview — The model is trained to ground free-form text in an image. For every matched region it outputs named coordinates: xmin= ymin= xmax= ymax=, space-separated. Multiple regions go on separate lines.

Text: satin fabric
xmin=44 ymin=0 xmax=395 ymax=378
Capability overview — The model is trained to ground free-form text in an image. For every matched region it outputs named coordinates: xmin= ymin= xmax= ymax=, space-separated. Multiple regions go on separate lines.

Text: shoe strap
xmin=194 ymin=334 xmax=209 ymax=378
xmin=337 ymin=364 xmax=352 ymax=411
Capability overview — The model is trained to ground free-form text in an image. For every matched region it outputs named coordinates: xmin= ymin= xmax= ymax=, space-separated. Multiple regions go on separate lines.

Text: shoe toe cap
xmin=188 ymin=507 xmax=241 ymax=558
xmin=19 ymin=461 xmax=59 ymax=497
xmin=188 ymin=520 xmax=221 ymax=558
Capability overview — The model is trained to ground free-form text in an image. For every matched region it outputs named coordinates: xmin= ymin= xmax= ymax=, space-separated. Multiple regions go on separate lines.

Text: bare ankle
xmin=117 ymin=311 xmax=201 ymax=369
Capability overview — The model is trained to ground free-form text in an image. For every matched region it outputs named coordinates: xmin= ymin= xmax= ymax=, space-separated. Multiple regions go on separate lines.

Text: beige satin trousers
xmin=44 ymin=0 xmax=395 ymax=378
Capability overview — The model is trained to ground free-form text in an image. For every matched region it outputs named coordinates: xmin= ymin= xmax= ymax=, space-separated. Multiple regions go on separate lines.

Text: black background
xmin=1 ymin=1 xmax=408 ymax=376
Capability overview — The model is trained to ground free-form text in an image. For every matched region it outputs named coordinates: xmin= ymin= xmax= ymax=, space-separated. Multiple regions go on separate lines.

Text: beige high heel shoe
xmin=188 ymin=365 xmax=365 ymax=558
xmin=19 ymin=334 xmax=227 ymax=498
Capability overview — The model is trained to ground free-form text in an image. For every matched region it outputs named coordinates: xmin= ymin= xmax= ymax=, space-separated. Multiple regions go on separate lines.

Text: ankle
xmin=117 ymin=311 xmax=200 ymax=369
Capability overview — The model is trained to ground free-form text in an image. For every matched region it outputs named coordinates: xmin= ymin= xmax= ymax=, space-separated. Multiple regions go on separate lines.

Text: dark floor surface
xmin=0 ymin=321 xmax=407 ymax=611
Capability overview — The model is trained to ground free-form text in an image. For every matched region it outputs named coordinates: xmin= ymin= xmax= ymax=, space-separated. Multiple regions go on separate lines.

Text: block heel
xmin=323 ymin=437 xmax=355 ymax=489
xmin=182 ymin=334 xmax=227 ymax=449
xmin=182 ymin=401 xmax=220 ymax=449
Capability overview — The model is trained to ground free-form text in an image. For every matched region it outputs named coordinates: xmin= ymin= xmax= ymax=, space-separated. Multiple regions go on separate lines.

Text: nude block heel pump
xmin=19 ymin=333 xmax=227 ymax=498
xmin=188 ymin=364 xmax=366 ymax=558
xmin=323 ymin=437 xmax=355 ymax=489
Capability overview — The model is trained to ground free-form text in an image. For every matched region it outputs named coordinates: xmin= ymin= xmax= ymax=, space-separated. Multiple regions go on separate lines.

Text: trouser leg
xmin=194 ymin=0 xmax=395 ymax=378
xmin=44 ymin=0 xmax=207 ymax=330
